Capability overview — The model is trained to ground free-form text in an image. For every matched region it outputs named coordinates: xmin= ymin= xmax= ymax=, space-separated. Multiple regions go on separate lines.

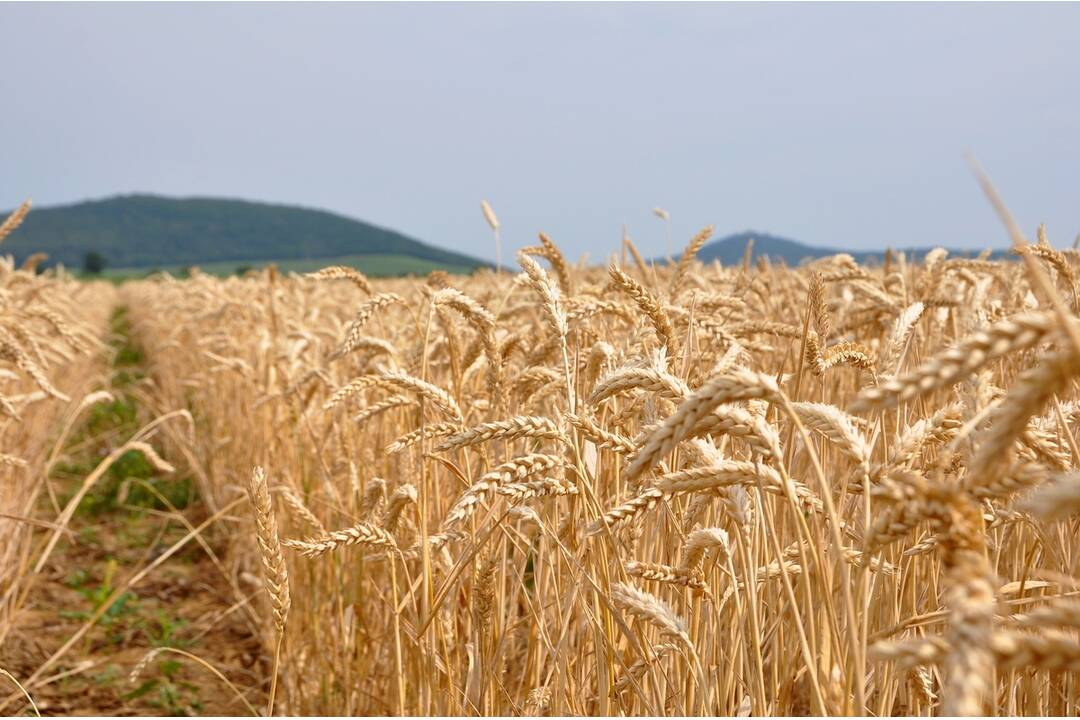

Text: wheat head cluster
xmin=6 ymin=199 xmax=1080 ymax=716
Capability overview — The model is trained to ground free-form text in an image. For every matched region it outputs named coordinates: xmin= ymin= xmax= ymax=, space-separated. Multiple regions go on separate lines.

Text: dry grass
xmin=7 ymin=197 xmax=1080 ymax=715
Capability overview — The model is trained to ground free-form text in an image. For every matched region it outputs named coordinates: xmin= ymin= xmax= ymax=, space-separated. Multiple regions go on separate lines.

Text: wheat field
xmin=4 ymin=198 xmax=1080 ymax=716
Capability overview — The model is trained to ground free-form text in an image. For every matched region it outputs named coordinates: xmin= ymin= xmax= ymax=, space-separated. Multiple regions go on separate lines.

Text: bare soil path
xmin=1 ymin=307 xmax=263 ymax=716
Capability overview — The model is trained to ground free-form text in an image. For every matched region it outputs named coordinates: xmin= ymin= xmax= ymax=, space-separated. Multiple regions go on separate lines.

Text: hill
xmin=693 ymin=230 xmax=1009 ymax=266
xmin=1 ymin=194 xmax=488 ymax=273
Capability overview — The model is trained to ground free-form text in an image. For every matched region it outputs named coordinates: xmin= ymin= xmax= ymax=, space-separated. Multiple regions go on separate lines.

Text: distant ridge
xmin=1 ymin=194 xmax=488 ymax=272
xmin=692 ymin=230 xmax=1010 ymax=266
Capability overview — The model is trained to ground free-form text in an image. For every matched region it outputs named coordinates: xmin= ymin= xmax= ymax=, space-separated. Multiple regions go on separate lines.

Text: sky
xmin=2 ymin=2 xmax=1078 ymax=263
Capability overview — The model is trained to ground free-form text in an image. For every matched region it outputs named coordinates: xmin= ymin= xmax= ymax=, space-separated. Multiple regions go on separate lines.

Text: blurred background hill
xmin=2 ymin=195 xmax=488 ymax=277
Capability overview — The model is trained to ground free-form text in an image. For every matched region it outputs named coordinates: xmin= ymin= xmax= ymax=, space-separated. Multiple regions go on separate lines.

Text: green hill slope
xmin=2 ymin=194 xmax=488 ymax=272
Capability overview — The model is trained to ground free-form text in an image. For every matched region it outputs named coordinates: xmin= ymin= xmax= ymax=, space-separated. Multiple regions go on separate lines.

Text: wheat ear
xmin=0 ymin=200 xmax=31 ymax=243
xmin=247 ymin=466 xmax=291 ymax=634
xmin=626 ymin=368 xmax=780 ymax=482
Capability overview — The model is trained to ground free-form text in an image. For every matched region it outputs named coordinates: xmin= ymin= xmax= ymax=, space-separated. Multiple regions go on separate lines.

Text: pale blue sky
xmin=2 ymin=2 xmax=1078 ymax=262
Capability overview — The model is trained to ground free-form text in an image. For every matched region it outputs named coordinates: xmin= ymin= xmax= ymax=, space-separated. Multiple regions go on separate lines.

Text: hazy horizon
xmin=3 ymin=2 xmax=1078 ymax=262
